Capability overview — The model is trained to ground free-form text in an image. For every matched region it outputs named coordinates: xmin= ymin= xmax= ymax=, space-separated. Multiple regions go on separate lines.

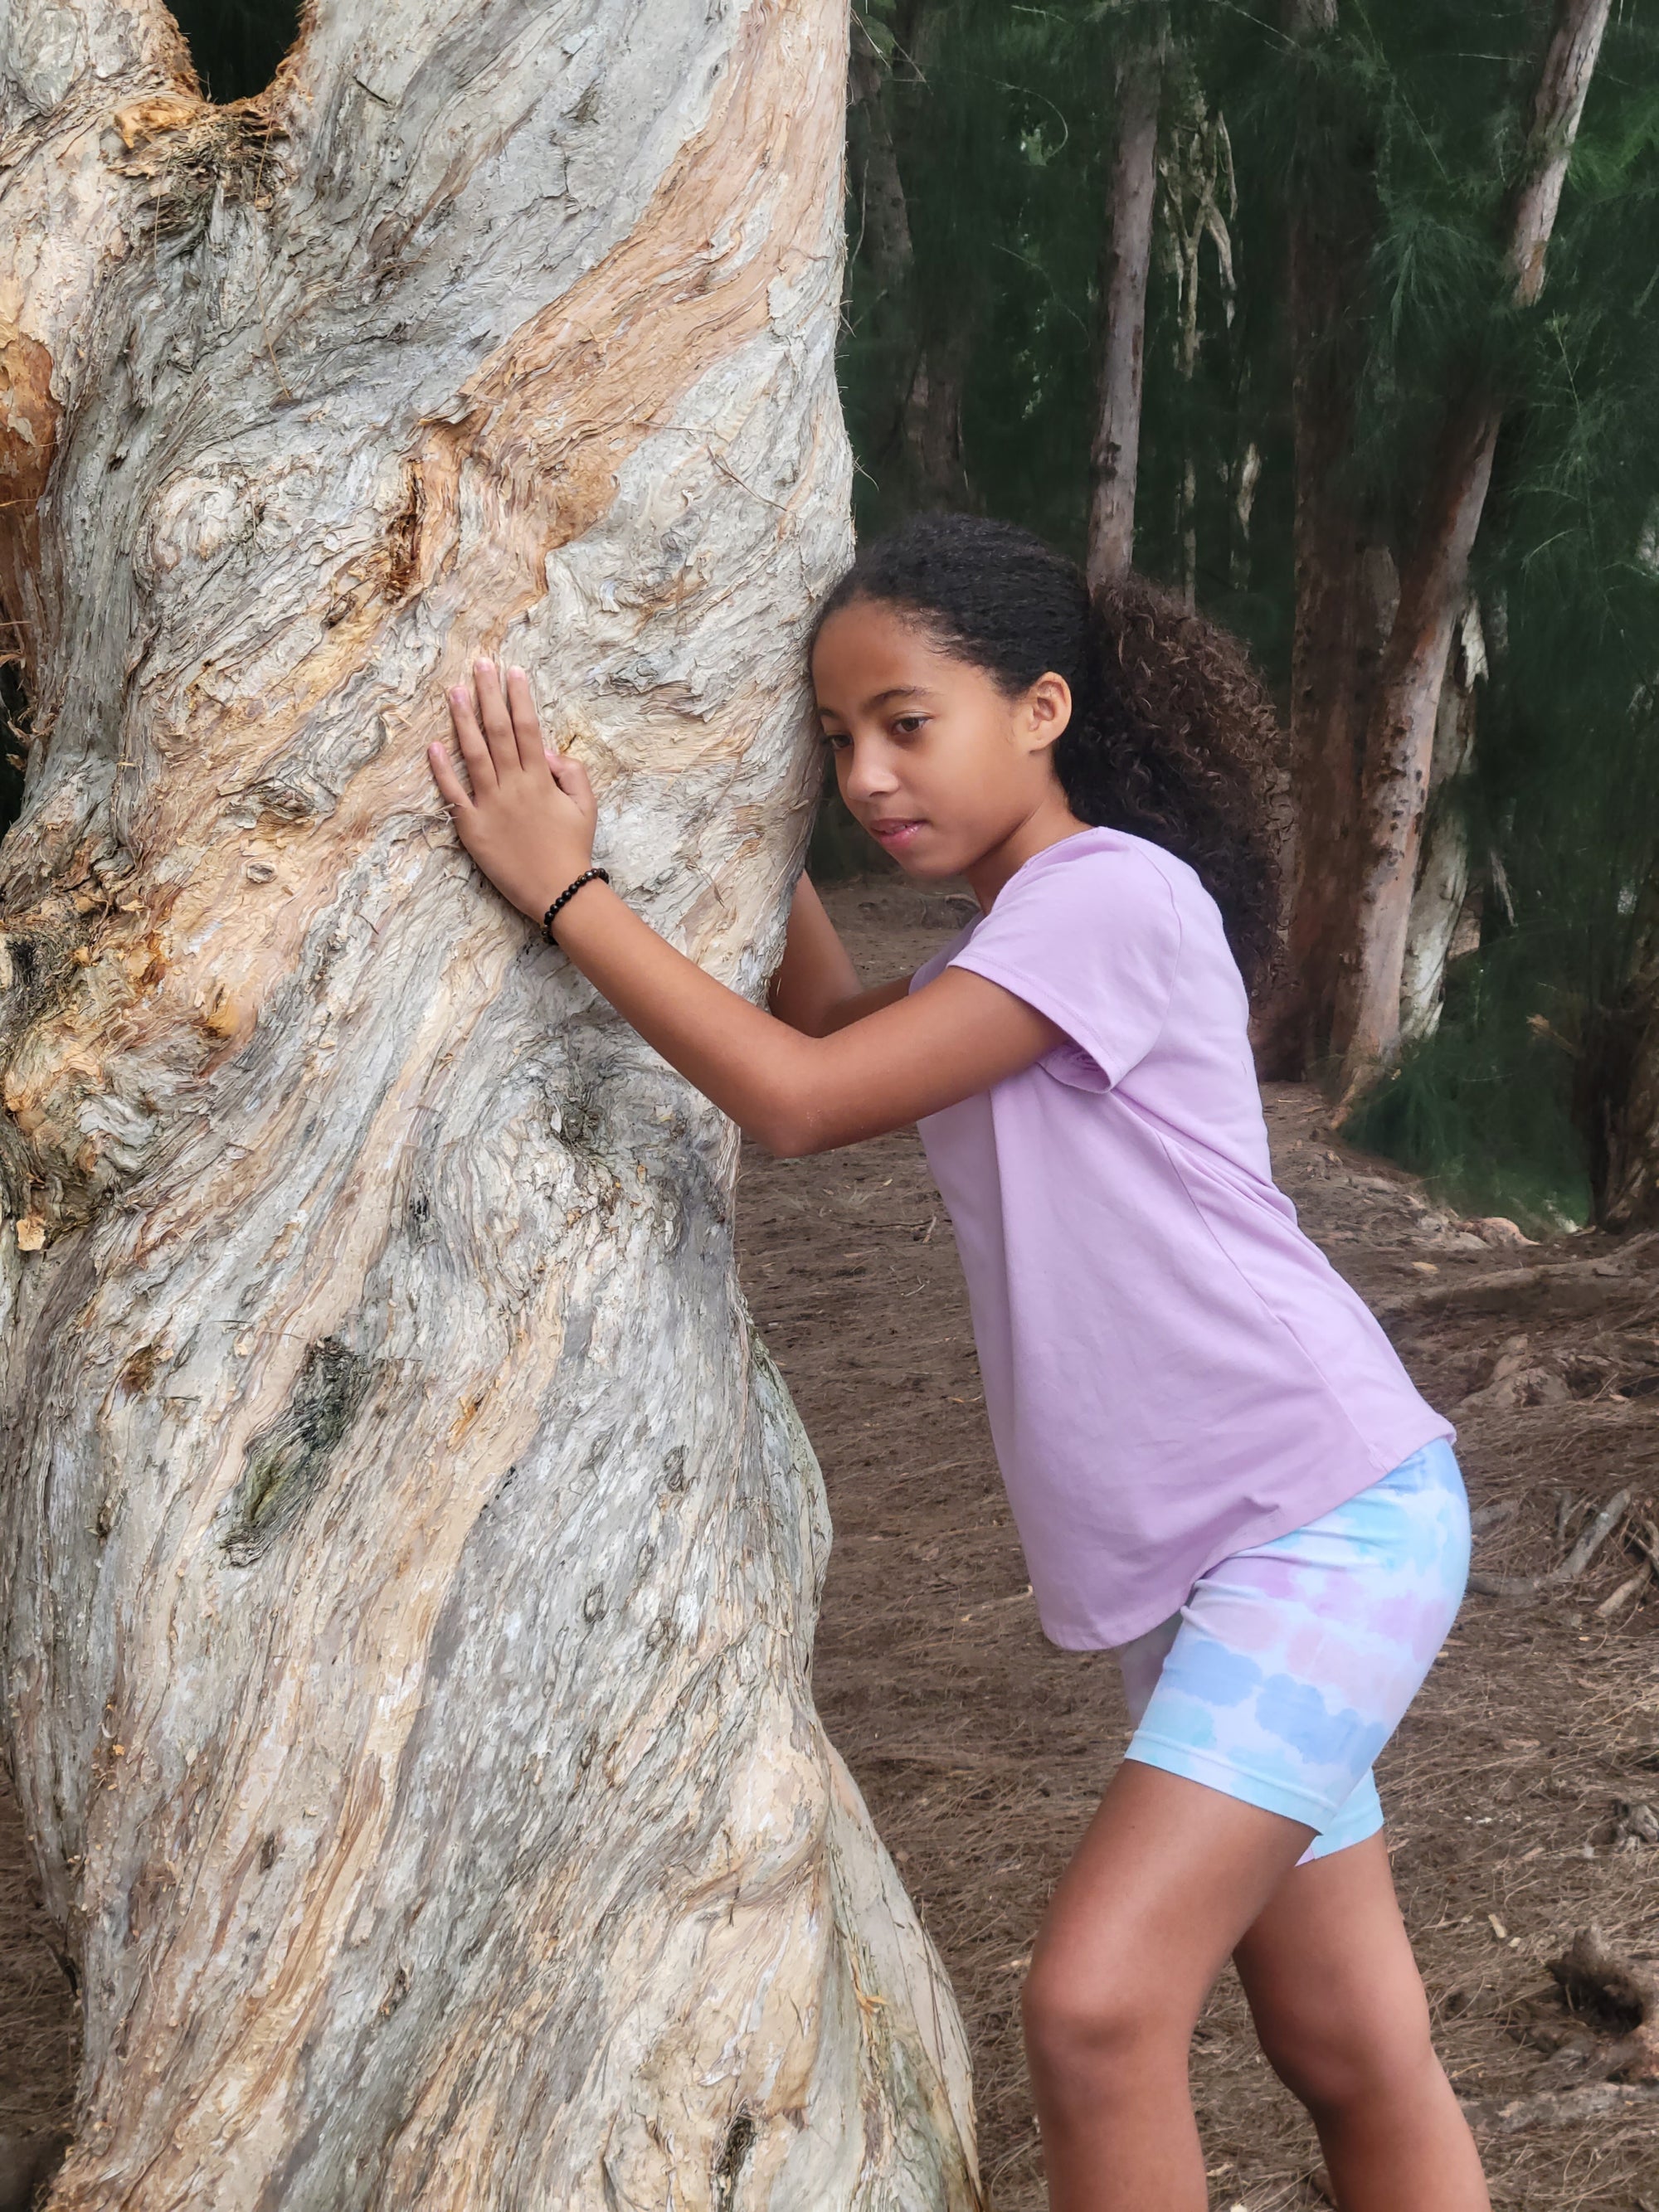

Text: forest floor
xmin=2 ymin=874 xmax=1658 ymax=2208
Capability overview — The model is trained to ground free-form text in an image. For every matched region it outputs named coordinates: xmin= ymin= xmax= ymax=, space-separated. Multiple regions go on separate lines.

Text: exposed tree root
xmin=1468 ymin=1499 xmax=1518 ymax=1535
xmin=1376 ymin=1240 xmax=1659 ymax=1328
xmin=1460 ymin=2079 xmax=1659 ymax=2135
xmin=1467 ymin=1489 xmax=1632 ymax=1597
xmin=1547 ymin=1926 xmax=1659 ymax=2081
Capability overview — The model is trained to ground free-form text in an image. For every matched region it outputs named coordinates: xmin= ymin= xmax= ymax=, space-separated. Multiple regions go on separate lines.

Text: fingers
xmin=447 ymin=656 xmax=592 ymax=824
xmin=547 ymin=751 xmax=594 ymax=802
xmin=467 ymin=657 xmax=553 ymax=780
xmin=504 ymin=664 xmax=544 ymax=772
xmin=446 ymin=679 xmax=497 ymax=795
xmin=426 ymin=737 xmax=474 ymax=816
xmin=472 ymin=658 xmax=519 ymax=777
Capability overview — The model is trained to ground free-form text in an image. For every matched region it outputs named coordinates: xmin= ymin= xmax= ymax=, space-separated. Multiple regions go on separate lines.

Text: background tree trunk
xmin=847 ymin=7 xmax=918 ymax=482
xmin=1086 ymin=6 xmax=1165 ymax=591
xmin=0 ymin=2 xmax=982 ymax=2205
xmin=1251 ymin=0 xmax=1383 ymax=1081
xmin=1594 ymin=948 xmax=1659 ymax=1230
xmin=1399 ymin=594 xmax=1483 ymax=1044
xmin=1333 ymin=0 xmax=1613 ymax=1097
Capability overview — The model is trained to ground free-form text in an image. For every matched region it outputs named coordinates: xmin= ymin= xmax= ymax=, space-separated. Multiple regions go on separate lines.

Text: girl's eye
xmin=820 ymin=730 xmax=850 ymax=751
xmin=892 ymin=715 xmax=927 ymax=737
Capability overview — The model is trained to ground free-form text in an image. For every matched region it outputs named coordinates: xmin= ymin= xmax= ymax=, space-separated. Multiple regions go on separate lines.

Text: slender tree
xmin=1153 ymin=64 xmax=1237 ymax=610
xmin=1087 ymin=2 xmax=1166 ymax=588
xmin=0 ymin=0 xmax=982 ymax=2201
xmin=1398 ymin=594 xmax=1483 ymax=1044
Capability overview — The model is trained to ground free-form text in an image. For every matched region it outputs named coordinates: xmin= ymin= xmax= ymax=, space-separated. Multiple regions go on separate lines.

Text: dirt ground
xmin=3 ymin=873 xmax=1659 ymax=2208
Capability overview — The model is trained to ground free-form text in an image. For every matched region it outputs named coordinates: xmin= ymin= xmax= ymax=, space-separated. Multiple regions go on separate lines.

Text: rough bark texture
xmin=1086 ymin=14 xmax=1164 ymax=592
xmin=1334 ymin=0 xmax=1612 ymax=1093
xmin=0 ymin=2 xmax=982 ymax=2205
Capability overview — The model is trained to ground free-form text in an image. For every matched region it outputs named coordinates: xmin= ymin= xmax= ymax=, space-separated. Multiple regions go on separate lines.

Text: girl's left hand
xmin=427 ymin=659 xmax=599 ymax=923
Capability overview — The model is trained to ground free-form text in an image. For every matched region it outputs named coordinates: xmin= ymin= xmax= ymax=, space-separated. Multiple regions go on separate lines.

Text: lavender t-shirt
xmin=908 ymin=824 xmax=1455 ymax=1650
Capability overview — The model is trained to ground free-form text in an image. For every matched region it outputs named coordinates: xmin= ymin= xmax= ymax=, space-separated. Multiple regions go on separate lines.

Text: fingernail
xmin=508 ymin=664 xmax=525 ymax=679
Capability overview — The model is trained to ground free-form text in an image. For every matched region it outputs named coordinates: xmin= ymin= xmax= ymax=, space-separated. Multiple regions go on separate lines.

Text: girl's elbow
xmin=759 ymin=1110 xmax=816 ymax=1159
xmin=756 ymin=1093 xmax=832 ymax=1159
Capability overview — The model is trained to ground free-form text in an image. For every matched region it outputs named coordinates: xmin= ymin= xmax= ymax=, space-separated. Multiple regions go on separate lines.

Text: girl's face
xmin=811 ymin=600 xmax=1077 ymax=885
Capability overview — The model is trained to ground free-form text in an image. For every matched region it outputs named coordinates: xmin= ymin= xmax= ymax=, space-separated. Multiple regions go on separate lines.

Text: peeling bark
xmin=0 ymin=0 xmax=981 ymax=2203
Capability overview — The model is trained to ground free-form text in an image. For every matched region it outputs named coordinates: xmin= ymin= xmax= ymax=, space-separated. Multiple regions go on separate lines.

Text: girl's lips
xmin=870 ymin=819 xmax=927 ymax=846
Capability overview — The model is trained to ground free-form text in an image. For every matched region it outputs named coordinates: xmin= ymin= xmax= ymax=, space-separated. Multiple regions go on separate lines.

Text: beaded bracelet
xmin=542 ymin=867 xmax=610 ymax=942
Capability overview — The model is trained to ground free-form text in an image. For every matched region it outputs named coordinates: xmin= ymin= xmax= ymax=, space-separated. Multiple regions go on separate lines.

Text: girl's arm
xmin=765 ymin=873 xmax=914 ymax=1036
xmin=427 ymin=661 xmax=1064 ymax=1158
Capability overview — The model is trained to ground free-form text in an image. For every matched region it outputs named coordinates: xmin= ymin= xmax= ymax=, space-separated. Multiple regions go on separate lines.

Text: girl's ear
xmin=1021 ymin=671 xmax=1073 ymax=755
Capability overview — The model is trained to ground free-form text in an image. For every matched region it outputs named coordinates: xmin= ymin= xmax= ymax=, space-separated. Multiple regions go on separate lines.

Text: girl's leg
xmin=1021 ymin=1757 xmax=1317 ymax=2212
xmin=1035 ymin=1437 xmax=1480 ymax=2207
xmin=1233 ymin=1830 xmax=1491 ymax=2211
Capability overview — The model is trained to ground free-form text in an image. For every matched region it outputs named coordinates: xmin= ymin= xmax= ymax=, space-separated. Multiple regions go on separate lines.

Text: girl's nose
xmin=841 ymin=746 xmax=900 ymax=807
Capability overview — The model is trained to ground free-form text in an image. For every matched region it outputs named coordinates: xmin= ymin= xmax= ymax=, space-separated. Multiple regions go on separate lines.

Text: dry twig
xmin=1468 ymin=1489 xmax=1631 ymax=1598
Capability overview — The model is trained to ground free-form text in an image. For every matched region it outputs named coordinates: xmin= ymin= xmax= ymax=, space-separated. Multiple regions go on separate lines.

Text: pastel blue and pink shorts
xmin=1116 ymin=1436 xmax=1470 ymax=1861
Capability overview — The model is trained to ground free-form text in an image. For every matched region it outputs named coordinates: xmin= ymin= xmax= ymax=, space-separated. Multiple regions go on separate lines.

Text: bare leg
xmin=1021 ymin=1757 xmax=1317 ymax=2212
xmin=1233 ymin=1831 xmax=1490 ymax=2211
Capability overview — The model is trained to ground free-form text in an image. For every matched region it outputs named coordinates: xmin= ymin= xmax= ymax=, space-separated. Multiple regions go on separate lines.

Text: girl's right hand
xmin=429 ymin=659 xmax=600 ymax=924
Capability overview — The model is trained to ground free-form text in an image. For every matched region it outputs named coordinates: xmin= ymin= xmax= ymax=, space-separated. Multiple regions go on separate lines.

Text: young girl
xmin=426 ymin=512 xmax=1489 ymax=2212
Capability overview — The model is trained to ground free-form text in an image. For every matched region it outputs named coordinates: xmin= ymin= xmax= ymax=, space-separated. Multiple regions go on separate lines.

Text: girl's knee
xmin=1020 ymin=1958 xmax=1184 ymax=2093
xmin=1258 ymin=2011 xmax=1443 ymax=2122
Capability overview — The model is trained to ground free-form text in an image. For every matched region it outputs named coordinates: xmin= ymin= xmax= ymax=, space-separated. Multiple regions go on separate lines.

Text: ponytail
xmin=810 ymin=513 xmax=1284 ymax=995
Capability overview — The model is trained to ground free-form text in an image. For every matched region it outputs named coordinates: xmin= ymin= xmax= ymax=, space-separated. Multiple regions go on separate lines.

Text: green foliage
xmin=1346 ymin=3 xmax=1659 ymax=1214
xmin=1342 ymin=945 xmax=1593 ymax=1236
xmin=840 ymin=0 xmax=1659 ymax=1208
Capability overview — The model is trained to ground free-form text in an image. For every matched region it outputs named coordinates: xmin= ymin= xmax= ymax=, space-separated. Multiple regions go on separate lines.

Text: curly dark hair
xmin=810 ymin=513 xmax=1286 ymax=996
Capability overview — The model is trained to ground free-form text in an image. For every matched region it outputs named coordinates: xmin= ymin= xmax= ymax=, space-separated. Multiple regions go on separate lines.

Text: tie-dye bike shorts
xmin=1115 ymin=1435 xmax=1470 ymax=1864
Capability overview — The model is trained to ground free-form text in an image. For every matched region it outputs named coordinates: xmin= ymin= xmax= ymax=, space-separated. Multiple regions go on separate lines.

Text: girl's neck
xmin=965 ymin=802 xmax=1094 ymax=913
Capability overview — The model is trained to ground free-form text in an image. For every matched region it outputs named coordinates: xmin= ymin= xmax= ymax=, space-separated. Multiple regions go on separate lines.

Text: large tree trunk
xmin=0 ymin=2 xmax=982 ymax=2205
xmin=1086 ymin=7 xmax=1165 ymax=591
xmin=1333 ymin=0 xmax=1612 ymax=1096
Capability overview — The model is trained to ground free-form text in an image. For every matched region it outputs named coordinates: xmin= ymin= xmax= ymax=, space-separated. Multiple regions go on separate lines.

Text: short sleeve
xmin=945 ymin=845 xmax=1182 ymax=1088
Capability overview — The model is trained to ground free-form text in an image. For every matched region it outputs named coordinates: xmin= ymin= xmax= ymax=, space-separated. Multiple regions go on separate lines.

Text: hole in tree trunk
xmin=168 ymin=0 xmax=304 ymax=103
xmin=713 ymin=2112 xmax=757 ymax=2206
xmin=0 ymin=662 xmax=27 ymax=841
